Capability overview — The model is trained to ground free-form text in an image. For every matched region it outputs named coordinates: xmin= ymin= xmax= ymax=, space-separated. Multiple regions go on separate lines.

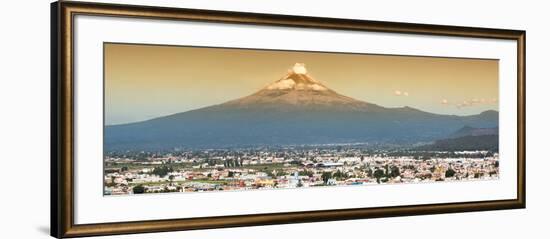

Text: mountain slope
xmin=415 ymin=135 xmax=499 ymax=152
xmin=219 ymin=63 xmax=384 ymax=112
xmin=105 ymin=63 xmax=499 ymax=151
xmin=415 ymin=126 xmax=499 ymax=151
xmin=450 ymin=126 xmax=499 ymax=138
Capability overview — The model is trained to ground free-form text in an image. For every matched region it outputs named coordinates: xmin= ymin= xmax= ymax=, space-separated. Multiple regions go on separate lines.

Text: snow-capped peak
xmin=292 ymin=63 xmax=308 ymax=74
xmin=264 ymin=63 xmax=328 ymax=91
xmin=266 ymin=78 xmax=296 ymax=90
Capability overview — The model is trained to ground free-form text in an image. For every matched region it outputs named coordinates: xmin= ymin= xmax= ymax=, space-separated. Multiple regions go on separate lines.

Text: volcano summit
xmin=105 ymin=63 xmax=498 ymax=151
xmin=221 ymin=63 xmax=380 ymax=111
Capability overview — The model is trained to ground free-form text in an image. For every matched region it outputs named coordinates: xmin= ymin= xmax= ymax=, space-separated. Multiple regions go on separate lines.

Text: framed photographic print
xmin=51 ymin=1 xmax=526 ymax=238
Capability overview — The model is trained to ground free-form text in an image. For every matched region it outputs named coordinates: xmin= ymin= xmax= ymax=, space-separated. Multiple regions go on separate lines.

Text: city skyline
xmin=105 ymin=43 xmax=499 ymax=125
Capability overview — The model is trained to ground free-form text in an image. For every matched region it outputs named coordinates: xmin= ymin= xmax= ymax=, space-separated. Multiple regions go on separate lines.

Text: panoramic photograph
xmin=103 ymin=43 xmax=499 ymax=196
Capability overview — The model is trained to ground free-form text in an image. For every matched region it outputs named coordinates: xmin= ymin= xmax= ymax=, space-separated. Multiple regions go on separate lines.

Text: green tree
xmin=445 ymin=168 xmax=456 ymax=178
xmin=132 ymin=185 xmax=146 ymax=194
xmin=110 ymin=176 xmax=116 ymax=186
xmin=321 ymin=172 xmax=332 ymax=185
xmin=389 ymin=165 xmax=401 ymax=178
xmin=384 ymin=165 xmax=390 ymax=177
xmin=299 ymin=170 xmax=314 ymax=177
xmin=333 ymin=170 xmax=345 ymax=179
xmin=152 ymin=166 xmax=173 ymax=177
xmin=373 ymin=169 xmax=385 ymax=184
xmin=168 ymin=175 xmax=175 ymax=186
xmin=366 ymin=167 xmax=373 ymax=177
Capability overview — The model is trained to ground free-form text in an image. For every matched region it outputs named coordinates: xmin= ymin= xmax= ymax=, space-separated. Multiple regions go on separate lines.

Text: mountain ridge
xmin=105 ymin=63 xmax=499 ymax=151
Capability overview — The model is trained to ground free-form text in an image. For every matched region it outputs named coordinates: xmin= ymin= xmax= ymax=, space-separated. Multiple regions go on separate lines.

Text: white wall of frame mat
xmin=0 ymin=0 xmax=547 ymax=238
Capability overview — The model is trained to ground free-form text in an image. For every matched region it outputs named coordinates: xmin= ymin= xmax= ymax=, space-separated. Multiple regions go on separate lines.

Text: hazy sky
xmin=105 ymin=43 xmax=498 ymax=125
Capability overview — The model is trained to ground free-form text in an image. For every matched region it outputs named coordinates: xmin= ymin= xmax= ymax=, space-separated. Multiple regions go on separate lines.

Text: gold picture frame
xmin=51 ymin=1 xmax=526 ymax=238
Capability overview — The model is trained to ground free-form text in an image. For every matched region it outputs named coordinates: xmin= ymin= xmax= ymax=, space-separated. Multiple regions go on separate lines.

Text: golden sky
xmin=105 ymin=43 xmax=498 ymax=125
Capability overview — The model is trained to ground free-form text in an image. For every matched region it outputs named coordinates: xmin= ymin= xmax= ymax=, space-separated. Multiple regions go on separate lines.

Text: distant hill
xmin=415 ymin=126 xmax=499 ymax=152
xmin=450 ymin=126 xmax=498 ymax=138
xmin=105 ymin=63 xmax=499 ymax=151
xmin=415 ymin=134 xmax=498 ymax=152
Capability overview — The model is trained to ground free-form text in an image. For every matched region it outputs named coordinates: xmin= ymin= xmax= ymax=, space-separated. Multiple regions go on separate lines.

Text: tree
xmin=366 ymin=167 xmax=373 ymax=177
xmin=110 ymin=176 xmax=116 ymax=186
xmin=152 ymin=166 xmax=173 ymax=177
xmin=373 ymin=169 xmax=385 ymax=184
xmin=168 ymin=175 xmax=175 ymax=186
xmin=321 ymin=172 xmax=332 ymax=185
xmin=333 ymin=170 xmax=345 ymax=179
xmin=133 ymin=185 xmax=146 ymax=194
xmin=445 ymin=168 xmax=456 ymax=178
xmin=299 ymin=170 xmax=314 ymax=177
xmin=384 ymin=165 xmax=390 ymax=177
xmin=389 ymin=165 xmax=401 ymax=178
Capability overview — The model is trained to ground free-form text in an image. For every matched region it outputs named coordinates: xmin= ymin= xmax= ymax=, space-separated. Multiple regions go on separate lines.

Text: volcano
xmin=220 ymin=63 xmax=380 ymax=111
xmin=105 ymin=63 xmax=498 ymax=151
